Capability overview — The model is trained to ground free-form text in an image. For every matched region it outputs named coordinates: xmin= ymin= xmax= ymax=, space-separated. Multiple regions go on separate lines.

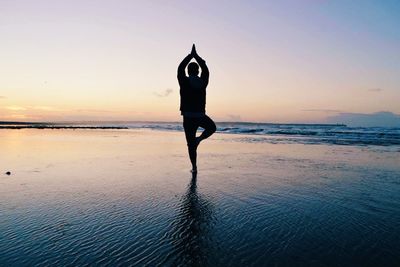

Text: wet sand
xmin=1 ymin=129 xmax=400 ymax=266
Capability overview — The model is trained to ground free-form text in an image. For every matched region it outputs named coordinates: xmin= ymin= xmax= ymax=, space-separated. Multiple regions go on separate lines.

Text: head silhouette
xmin=188 ymin=62 xmax=199 ymax=76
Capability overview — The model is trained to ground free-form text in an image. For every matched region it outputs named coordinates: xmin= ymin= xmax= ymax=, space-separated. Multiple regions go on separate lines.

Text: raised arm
xmin=191 ymin=44 xmax=209 ymax=83
xmin=194 ymin=54 xmax=209 ymax=83
xmin=177 ymin=54 xmax=193 ymax=82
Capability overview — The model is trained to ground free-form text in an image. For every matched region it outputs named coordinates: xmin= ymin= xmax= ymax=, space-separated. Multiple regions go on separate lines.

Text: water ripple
xmin=1 ymin=164 xmax=400 ymax=266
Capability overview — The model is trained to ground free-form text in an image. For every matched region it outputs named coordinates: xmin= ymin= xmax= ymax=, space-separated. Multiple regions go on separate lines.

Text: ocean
xmin=2 ymin=121 xmax=399 ymax=147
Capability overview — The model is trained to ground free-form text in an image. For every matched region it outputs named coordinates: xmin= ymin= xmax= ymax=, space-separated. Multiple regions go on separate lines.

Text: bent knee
xmin=210 ymin=124 xmax=217 ymax=133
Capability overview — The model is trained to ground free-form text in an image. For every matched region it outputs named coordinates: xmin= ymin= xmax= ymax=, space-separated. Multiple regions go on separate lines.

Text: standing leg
xmin=197 ymin=115 xmax=217 ymax=144
xmin=183 ymin=117 xmax=199 ymax=172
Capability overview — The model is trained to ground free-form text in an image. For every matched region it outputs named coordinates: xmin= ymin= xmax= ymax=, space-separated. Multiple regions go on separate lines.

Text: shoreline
xmin=0 ymin=125 xmax=398 ymax=147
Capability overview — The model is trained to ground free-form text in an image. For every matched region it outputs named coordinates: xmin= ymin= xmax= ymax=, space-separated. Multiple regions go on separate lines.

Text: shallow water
xmin=1 ymin=129 xmax=400 ymax=266
xmin=3 ymin=121 xmax=400 ymax=146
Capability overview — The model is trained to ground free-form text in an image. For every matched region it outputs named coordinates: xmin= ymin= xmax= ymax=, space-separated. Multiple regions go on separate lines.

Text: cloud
xmin=6 ymin=106 xmax=27 ymax=111
xmin=327 ymin=111 xmax=400 ymax=127
xmin=227 ymin=114 xmax=242 ymax=121
xmin=7 ymin=114 xmax=30 ymax=119
xmin=367 ymin=88 xmax=383 ymax=92
xmin=154 ymin=88 xmax=173 ymax=97
xmin=302 ymin=109 xmax=342 ymax=113
xmin=6 ymin=105 xmax=62 ymax=111
xmin=0 ymin=96 xmax=6 ymax=99
xmin=75 ymin=108 xmax=114 ymax=113
xmin=32 ymin=106 xmax=59 ymax=111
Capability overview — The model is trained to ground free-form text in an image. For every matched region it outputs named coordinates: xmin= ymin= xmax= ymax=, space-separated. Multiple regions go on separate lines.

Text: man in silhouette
xmin=178 ymin=44 xmax=216 ymax=173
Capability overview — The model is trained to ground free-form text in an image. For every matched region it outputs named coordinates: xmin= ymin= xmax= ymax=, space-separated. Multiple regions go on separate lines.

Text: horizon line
xmin=0 ymin=120 xmax=346 ymax=127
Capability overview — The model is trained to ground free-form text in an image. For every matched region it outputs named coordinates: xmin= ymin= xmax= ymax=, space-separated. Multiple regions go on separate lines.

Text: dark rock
xmin=5 ymin=171 xmax=11 ymax=175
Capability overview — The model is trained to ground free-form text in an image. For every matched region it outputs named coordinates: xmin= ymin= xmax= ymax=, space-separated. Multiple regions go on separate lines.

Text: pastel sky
xmin=1 ymin=0 xmax=399 ymax=123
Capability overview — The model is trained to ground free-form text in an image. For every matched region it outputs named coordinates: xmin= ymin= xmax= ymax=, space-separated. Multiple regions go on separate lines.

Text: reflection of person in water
xmin=171 ymin=173 xmax=213 ymax=266
xmin=178 ymin=44 xmax=216 ymax=173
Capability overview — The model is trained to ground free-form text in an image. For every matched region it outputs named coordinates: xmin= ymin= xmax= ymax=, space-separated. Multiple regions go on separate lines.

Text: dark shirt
xmin=178 ymin=54 xmax=209 ymax=113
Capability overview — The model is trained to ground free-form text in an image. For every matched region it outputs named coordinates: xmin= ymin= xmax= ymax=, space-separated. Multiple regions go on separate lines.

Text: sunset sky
xmin=1 ymin=0 xmax=399 ymax=123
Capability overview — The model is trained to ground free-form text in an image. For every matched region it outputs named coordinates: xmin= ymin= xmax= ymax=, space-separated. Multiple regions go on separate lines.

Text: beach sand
xmin=1 ymin=129 xmax=400 ymax=266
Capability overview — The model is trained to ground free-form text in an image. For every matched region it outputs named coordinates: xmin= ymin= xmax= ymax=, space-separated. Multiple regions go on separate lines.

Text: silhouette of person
xmin=178 ymin=44 xmax=216 ymax=173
